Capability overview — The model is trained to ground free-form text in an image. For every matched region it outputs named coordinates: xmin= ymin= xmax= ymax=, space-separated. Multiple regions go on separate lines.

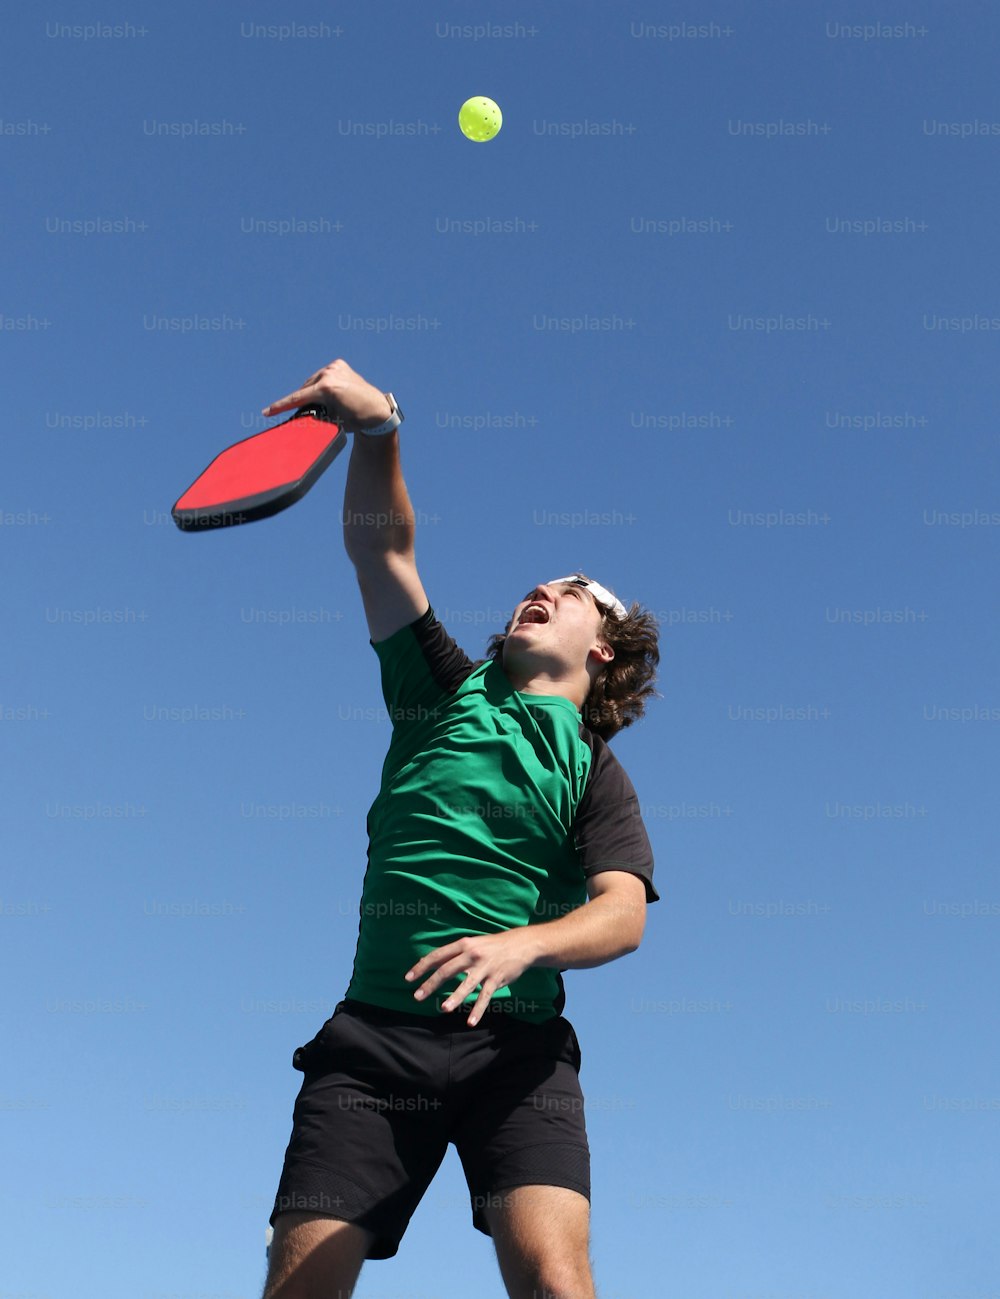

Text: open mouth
xmin=517 ymin=603 xmax=550 ymax=626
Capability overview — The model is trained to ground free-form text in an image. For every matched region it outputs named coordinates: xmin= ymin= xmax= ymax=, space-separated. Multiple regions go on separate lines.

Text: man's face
xmin=503 ymin=580 xmax=611 ymax=674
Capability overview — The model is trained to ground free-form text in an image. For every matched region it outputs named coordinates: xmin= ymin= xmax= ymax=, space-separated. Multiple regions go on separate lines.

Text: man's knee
xmin=526 ymin=1257 xmax=595 ymax=1299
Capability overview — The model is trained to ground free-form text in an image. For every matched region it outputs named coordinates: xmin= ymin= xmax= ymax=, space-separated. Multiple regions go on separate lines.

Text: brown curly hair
xmin=484 ymin=573 xmax=661 ymax=741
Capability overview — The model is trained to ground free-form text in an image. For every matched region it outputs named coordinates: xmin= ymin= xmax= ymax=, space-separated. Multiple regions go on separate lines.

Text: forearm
xmin=522 ymin=893 xmax=643 ymax=971
xmin=342 ymin=430 xmax=416 ymax=560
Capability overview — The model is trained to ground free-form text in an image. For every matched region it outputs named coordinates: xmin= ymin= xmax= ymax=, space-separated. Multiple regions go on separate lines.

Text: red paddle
xmin=172 ymin=405 xmax=346 ymax=532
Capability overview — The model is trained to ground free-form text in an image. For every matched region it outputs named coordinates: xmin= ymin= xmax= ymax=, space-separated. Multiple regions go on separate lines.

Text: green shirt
xmin=344 ymin=605 xmax=658 ymax=1022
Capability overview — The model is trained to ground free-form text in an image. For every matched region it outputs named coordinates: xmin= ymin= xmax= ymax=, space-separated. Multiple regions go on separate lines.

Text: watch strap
xmin=356 ymin=392 xmax=403 ymax=437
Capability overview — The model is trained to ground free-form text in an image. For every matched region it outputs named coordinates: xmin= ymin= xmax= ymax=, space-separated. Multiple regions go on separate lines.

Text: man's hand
xmin=262 ymin=357 xmax=391 ymax=431
xmin=406 ymin=879 xmax=647 ymax=1025
xmin=405 ymin=928 xmax=542 ymax=1026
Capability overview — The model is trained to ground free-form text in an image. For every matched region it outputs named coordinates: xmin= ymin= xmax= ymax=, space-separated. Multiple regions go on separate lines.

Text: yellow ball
xmin=459 ymin=96 xmax=502 ymax=142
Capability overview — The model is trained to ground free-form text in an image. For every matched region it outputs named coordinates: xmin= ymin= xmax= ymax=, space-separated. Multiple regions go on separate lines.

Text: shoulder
xmin=373 ymin=604 xmax=484 ymax=698
xmin=577 ymin=724 xmax=638 ymax=798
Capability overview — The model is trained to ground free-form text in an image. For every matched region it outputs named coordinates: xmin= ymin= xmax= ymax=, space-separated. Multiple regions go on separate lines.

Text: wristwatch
xmin=356 ymin=392 xmax=404 ymax=437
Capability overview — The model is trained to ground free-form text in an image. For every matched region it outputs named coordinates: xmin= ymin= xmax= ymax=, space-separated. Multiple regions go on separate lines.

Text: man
xmin=259 ymin=359 xmax=661 ymax=1299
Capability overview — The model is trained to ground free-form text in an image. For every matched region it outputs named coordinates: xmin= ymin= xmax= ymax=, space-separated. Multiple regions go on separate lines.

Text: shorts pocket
xmin=292 ymin=1002 xmax=349 ymax=1072
xmin=539 ymin=1016 xmax=582 ymax=1073
xmin=565 ymin=1024 xmax=582 ymax=1073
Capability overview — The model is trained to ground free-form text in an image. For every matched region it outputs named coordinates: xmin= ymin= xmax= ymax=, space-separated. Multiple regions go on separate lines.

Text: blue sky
xmin=3 ymin=2 xmax=998 ymax=1296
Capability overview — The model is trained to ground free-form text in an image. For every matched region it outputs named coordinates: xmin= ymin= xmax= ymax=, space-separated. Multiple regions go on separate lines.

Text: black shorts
xmin=269 ymin=998 xmax=589 ymax=1260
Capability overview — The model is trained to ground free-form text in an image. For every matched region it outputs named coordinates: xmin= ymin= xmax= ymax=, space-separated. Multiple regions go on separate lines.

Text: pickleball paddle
xmin=172 ymin=405 xmax=346 ymax=531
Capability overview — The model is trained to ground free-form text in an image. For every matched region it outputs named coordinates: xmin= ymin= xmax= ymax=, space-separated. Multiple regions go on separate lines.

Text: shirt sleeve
xmin=371 ymin=604 xmax=479 ymax=727
xmin=572 ymin=737 xmax=659 ymax=904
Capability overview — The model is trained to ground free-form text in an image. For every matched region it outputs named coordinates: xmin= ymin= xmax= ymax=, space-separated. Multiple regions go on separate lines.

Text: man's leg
xmin=261 ymin=1211 xmax=375 ymax=1299
xmin=484 ymin=1185 xmax=596 ymax=1299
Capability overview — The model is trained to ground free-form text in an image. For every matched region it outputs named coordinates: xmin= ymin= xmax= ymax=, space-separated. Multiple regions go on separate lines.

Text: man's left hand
xmin=405 ymin=929 xmax=540 ymax=1026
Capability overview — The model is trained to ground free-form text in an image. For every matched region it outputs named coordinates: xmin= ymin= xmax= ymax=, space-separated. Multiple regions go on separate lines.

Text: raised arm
xmin=262 ymin=358 xmax=428 ymax=641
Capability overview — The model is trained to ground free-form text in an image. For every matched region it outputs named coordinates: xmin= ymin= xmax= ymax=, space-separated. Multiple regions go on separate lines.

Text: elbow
xmin=622 ymin=919 xmax=645 ymax=956
xmin=618 ymin=931 xmax=643 ymax=958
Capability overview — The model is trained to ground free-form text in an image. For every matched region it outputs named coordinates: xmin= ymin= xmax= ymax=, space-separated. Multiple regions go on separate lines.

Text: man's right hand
xmin=262 ymin=358 xmax=392 ymax=432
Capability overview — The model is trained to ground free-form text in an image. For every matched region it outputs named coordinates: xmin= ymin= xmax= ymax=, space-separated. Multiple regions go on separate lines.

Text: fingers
xmin=405 ymin=941 xmax=463 ymax=985
xmin=441 ymin=971 xmax=506 ymax=1028
xmin=440 ymin=971 xmax=480 ymax=1012
xmin=408 ymin=955 xmax=501 ymax=1025
xmin=261 ymin=388 xmax=317 ymax=417
xmin=262 ymin=358 xmax=387 ymax=425
xmin=412 ymin=954 xmax=471 ymax=1003
xmin=406 ymin=940 xmax=503 ymax=1023
xmin=261 ymin=362 xmax=337 ymax=417
xmin=462 ymin=982 xmax=501 ymax=1026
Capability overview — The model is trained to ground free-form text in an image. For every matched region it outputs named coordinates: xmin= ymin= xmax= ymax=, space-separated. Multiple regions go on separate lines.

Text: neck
xmin=502 ymin=663 xmax=588 ymax=709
